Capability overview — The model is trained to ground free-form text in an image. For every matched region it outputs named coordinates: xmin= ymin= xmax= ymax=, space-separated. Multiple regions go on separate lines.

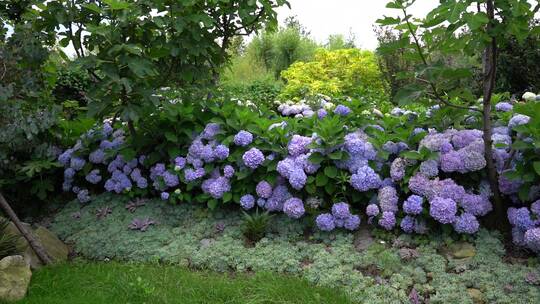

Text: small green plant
xmin=242 ymin=209 xmax=273 ymax=243
xmin=0 ymin=218 xmax=20 ymax=259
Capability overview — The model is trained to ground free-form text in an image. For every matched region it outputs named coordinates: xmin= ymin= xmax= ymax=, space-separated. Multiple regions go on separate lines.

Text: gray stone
xmin=200 ymin=238 xmax=215 ymax=248
xmin=449 ymin=242 xmax=476 ymax=259
xmin=0 ymin=255 xmax=32 ymax=302
xmin=398 ymin=248 xmax=419 ymax=261
xmin=353 ymin=226 xmax=374 ymax=252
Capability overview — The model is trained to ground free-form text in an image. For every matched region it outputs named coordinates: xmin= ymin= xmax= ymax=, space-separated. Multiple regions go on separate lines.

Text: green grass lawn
xmin=6 ymin=262 xmax=352 ymax=304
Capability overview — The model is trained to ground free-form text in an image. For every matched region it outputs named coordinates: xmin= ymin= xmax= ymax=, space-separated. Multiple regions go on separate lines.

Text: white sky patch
xmin=276 ymin=0 xmax=442 ymax=50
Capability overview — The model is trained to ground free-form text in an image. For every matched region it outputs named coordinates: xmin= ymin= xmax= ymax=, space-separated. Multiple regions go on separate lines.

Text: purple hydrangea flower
xmin=288 ymin=169 xmax=307 ymax=190
xmin=378 ymin=186 xmax=398 ymax=213
xmin=499 ymin=172 xmax=523 ymax=195
xmin=234 ymin=130 xmax=253 ymax=146
xmin=316 ymin=213 xmax=335 ymax=231
xmin=512 ymin=227 xmax=526 ymax=246
xmin=184 ymin=168 xmax=206 ymax=182
xmin=390 ymin=158 xmax=406 ymax=182
xmin=531 ymin=200 xmax=540 ymax=216
xmin=77 ymin=189 xmax=90 ymax=203
xmin=287 ymin=135 xmax=312 ymax=157
xmin=508 ymin=207 xmax=535 ymax=231
xmin=419 ymin=160 xmax=438 ymax=177
xmin=283 ymin=198 xmax=305 ymax=219
xmin=331 ymin=202 xmax=351 ymax=219
xmin=429 ymin=197 xmax=457 ymax=224
xmin=202 ymin=176 xmax=231 ymax=199
xmin=89 ymin=149 xmax=105 ymax=164
xmin=85 ymin=169 xmax=102 ymax=184
xmin=240 ymin=194 xmax=255 ymax=210
xmin=400 ymin=215 xmax=415 ymax=233
xmin=333 ymin=104 xmax=351 ymax=116
xmin=202 ymin=123 xmax=220 ymax=139
xmin=64 ymin=168 xmax=76 ymax=180
xmin=256 ymin=181 xmax=273 ymax=199
xmin=161 ymin=192 xmax=170 ymax=200
xmin=453 ymin=213 xmax=479 ymax=234
xmin=366 ymin=204 xmax=380 ymax=217
xmin=350 ymin=166 xmax=382 ymax=192
xmin=70 ymin=157 xmax=86 ymax=171
xmin=242 ymin=148 xmax=265 ymax=169
xmin=58 ymin=149 xmax=73 ymax=165
xmin=378 ymin=212 xmax=396 ymax=230
xmin=102 ymin=122 xmax=113 ymax=137
xmin=213 ymin=145 xmax=229 ymax=160
xmin=403 ymin=195 xmax=423 ymax=215
xmin=408 ymin=174 xmax=430 ymax=196
xmin=508 ymin=114 xmax=530 ymax=129
xmin=495 ymin=102 xmax=513 ymax=112
xmin=223 ymin=165 xmax=235 ymax=178
xmin=317 ymin=109 xmax=328 ymax=119
xmin=460 ymin=194 xmax=492 ymax=216
xmin=100 ymin=140 xmax=114 ymax=150
xmin=344 ymin=215 xmax=361 ymax=231
xmin=257 ymin=198 xmax=266 ymax=208
xmin=162 ymin=171 xmax=179 ymax=188
xmin=524 ymin=228 xmax=540 ymax=253
xmin=174 ymin=157 xmax=186 ymax=170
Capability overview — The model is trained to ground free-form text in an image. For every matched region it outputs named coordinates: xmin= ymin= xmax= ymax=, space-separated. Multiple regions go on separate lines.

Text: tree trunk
xmin=482 ymin=0 xmax=505 ymax=230
xmin=0 ymin=192 xmax=52 ymax=265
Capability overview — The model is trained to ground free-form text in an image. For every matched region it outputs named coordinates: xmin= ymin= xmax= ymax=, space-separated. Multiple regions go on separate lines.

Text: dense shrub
xmin=279 ymin=49 xmax=388 ymax=102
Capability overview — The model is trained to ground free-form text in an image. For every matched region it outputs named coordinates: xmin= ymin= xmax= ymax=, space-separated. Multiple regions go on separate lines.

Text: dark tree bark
xmin=0 ymin=192 xmax=52 ymax=265
xmin=482 ymin=0 xmax=505 ymax=229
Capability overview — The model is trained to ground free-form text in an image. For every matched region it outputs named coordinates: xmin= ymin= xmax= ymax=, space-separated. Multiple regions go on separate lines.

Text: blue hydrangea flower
xmin=344 ymin=215 xmax=361 ymax=231
xmin=85 ymin=169 xmax=102 ymax=184
xmin=333 ymin=105 xmax=351 ymax=116
xmin=429 ymin=197 xmax=457 ymax=224
xmin=202 ymin=123 xmax=220 ymax=139
xmin=242 ymin=148 xmax=265 ymax=169
xmin=453 ymin=213 xmax=479 ymax=234
xmin=507 ymin=207 xmax=535 ymax=231
xmin=366 ymin=204 xmax=379 ymax=217
xmin=161 ymin=192 xmax=170 ymax=200
xmin=234 ymin=130 xmax=253 ymax=146
xmin=403 ymin=195 xmax=423 ymax=215
xmin=213 ymin=145 xmax=229 ymax=160
xmin=70 ymin=157 xmax=86 ymax=171
xmin=257 ymin=198 xmax=266 ymax=208
xmin=58 ymin=149 xmax=73 ymax=166
xmin=508 ymin=114 xmax=530 ymax=129
xmin=77 ymin=189 xmax=90 ymax=203
xmin=287 ymin=135 xmax=312 ymax=157
xmin=283 ymin=198 xmax=305 ymax=219
xmin=240 ymin=194 xmax=255 ymax=210
xmin=400 ymin=215 xmax=415 ymax=233
xmin=288 ymin=169 xmax=307 ymax=190
xmin=419 ymin=160 xmax=438 ymax=177
xmin=378 ymin=186 xmax=398 ymax=213
xmin=524 ymin=228 xmax=540 ymax=253
xmin=316 ymin=213 xmax=335 ymax=231
xmin=223 ymin=165 xmax=235 ymax=178
xmin=390 ymin=158 xmax=406 ymax=182
xmin=495 ymin=102 xmax=513 ymax=112
xmin=202 ymin=176 xmax=231 ymax=199
xmin=378 ymin=212 xmax=396 ymax=230
xmin=174 ymin=157 xmax=186 ymax=170
xmin=331 ymin=202 xmax=351 ymax=219
xmin=256 ymin=181 xmax=273 ymax=199
xmin=317 ymin=109 xmax=328 ymax=119
xmin=460 ymin=194 xmax=492 ymax=216
xmin=89 ymin=149 xmax=105 ymax=164
xmin=184 ymin=168 xmax=206 ymax=182
xmin=64 ymin=168 xmax=76 ymax=179
xmin=350 ymin=166 xmax=381 ymax=192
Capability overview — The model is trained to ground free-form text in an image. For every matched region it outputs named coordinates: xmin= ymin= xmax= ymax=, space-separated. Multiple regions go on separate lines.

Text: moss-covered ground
xmin=48 ymin=194 xmax=540 ymax=303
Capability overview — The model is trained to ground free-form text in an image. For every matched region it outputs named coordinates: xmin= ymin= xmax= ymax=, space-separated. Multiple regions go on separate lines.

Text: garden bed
xmin=50 ymin=194 xmax=540 ymax=303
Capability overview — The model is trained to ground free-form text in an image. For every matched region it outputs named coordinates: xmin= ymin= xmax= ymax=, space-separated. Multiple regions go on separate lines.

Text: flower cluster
xmin=316 ymin=202 xmax=360 ymax=231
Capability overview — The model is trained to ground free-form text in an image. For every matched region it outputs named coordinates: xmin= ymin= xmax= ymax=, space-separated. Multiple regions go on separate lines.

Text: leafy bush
xmin=242 ymin=209 xmax=273 ymax=242
xmin=279 ymin=48 xmax=388 ymax=102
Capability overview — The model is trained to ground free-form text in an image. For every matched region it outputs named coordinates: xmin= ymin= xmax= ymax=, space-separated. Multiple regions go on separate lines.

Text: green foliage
xmin=0 ymin=218 xmax=20 ymax=259
xmin=242 ymin=209 xmax=273 ymax=242
xmin=50 ymin=194 xmax=540 ymax=303
xmin=8 ymin=262 xmax=353 ymax=304
xmin=21 ymin=0 xmax=288 ymax=124
xmin=279 ymin=48 xmax=388 ymax=102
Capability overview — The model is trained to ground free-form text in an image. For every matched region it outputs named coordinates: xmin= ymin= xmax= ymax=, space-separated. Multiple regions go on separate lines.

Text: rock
xmin=6 ymin=223 xmax=69 ymax=269
xmin=467 ymin=288 xmax=485 ymax=304
xmin=0 ymin=255 xmax=32 ymax=302
xmin=199 ymin=238 xmax=215 ymax=248
xmin=398 ymin=248 xmax=419 ymax=261
xmin=353 ymin=226 xmax=374 ymax=252
xmin=525 ymin=272 xmax=540 ymax=285
xmin=449 ymin=242 xmax=476 ymax=259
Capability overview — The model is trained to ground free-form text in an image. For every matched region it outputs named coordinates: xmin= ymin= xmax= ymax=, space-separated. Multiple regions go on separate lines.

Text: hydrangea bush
xmin=57 ymin=92 xmax=540 ymax=254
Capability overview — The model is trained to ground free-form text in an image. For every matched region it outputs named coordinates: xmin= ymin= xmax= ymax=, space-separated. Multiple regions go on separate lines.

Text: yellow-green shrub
xmin=279 ymin=48 xmax=388 ymax=101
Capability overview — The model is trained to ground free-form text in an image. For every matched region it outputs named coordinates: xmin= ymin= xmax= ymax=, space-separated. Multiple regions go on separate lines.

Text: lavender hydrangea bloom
xmin=408 ymin=174 xmax=430 ymax=196
xmin=531 ymin=200 xmax=540 ymax=216
xmin=257 ymin=198 xmax=266 ymax=208
xmin=242 ymin=148 xmax=265 ymax=169
xmin=70 ymin=157 xmax=86 ymax=171
xmin=287 ymin=135 xmax=312 ymax=157
xmin=184 ymin=168 xmax=206 ymax=182
xmin=256 ymin=181 xmax=273 ymax=199
xmin=240 ymin=194 xmax=255 ymax=210
xmin=498 ymin=172 xmax=523 ymax=195
xmin=89 ymin=149 xmax=105 ymax=164
xmin=344 ymin=215 xmax=361 ymax=231
xmin=419 ymin=160 xmax=438 ymax=177
xmin=512 ymin=227 xmax=526 ymax=246
xmin=58 ymin=149 xmax=73 ymax=165
xmin=429 ymin=197 xmax=457 ymax=224
xmin=403 ymin=195 xmax=423 ymax=215
xmin=85 ymin=169 xmax=102 ymax=184
xmin=440 ymin=151 xmax=465 ymax=173
xmin=100 ymin=140 xmax=114 ymax=150
xmin=161 ymin=192 xmax=170 ymax=200
xmin=234 ymin=130 xmax=253 ymax=146
xmin=288 ymin=169 xmax=307 ymax=190
xmin=378 ymin=212 xmax=396 ymax=230
xmin=453 ymin=213 xmax=479 ymax=234
xmin=334 ymin=104 xmax=351 ymax=116
xmin=332 ymin=202 xmax=351 ymax=219
xmin=378 ymin=186 xmax=398 ymax=213
xmin=223 ymin=165 xmax=235 ymax=178
xmin=202 ymin=176 xmax=231 ymax=199
xmin=508 ymin=207 xmax=535 ymax=231
xmin=350 ymin=166 xmax=382 ymax=192
xmin=524 ymin=228 xmax=540 ymax=253
xmin=390 ymin=158 xmax=406 ymax=182
xmin=162 ymin=171 xmax=179 ymax=188
xmin=174 ymin=157 xmax=186 ymax=170
xmin=460 ymin=194 xmax=492 ymax=216
xmin=495 ymin=102 xmax=513 ymax=112
xmin=451 ymin=130 xmax=483 ymax=149
xmin=366 ymin=204 xmax=380 ymax=217
xmin=283 ymin=198 xmax=305 ymax=219
xmin=317 ymin=109 xmax=328 ymax=119
xmin=213 ymin=145 xmax=229 ymax=160
xmin=202 ymin=123 xmax=220 ymax=139
xmin=64 ymin=168 xmax=76 ymax=179
xmin=316 ymin=213 xmax=335 ymax=231
xmin=400 ymin=216 xmax=415 ymax=233
xmin=508 ymin=114 xmax=530 ymax=129
xmin=77 ymin=189 xmax=90 ymax=203
xmin=200 ymin=145 xmax=215 ymax=163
